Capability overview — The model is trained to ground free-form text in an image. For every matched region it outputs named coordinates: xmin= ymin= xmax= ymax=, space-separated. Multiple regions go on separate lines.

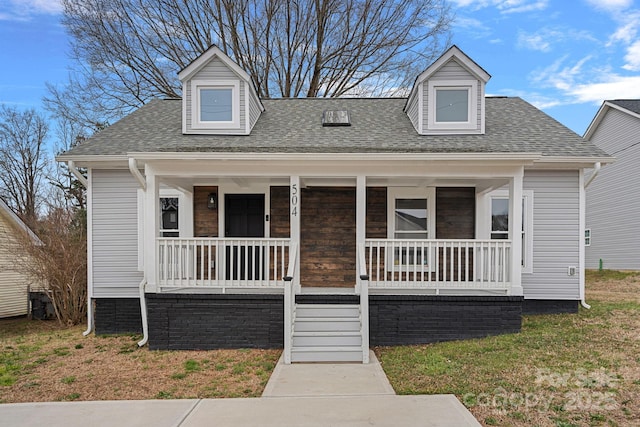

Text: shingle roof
xmin=61 ymin=97 xmax=609 ymax=158
xmin=609 ymin=99 xmax=640 ymax=115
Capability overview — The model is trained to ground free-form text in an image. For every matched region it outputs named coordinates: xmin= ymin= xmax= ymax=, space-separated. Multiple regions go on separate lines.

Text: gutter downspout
xmin=580 ymin=162 xmax=601 ymax=310
xmin=584 ymin=162 xmax=601 ymax=189
xmin=137 ymin=277 xmax=149 ymax=347
xmin=129 ymin=157 xmax=150 ymax=346
xmin=67 ymin=161 xmax=93 ymax=336
xmin=129 ymin=158 xmax=146 ymax=190
xmin=82 ymin=296 xmax=94 ymax=336
xmin=68 ymin=161 xmax=88 ymax=188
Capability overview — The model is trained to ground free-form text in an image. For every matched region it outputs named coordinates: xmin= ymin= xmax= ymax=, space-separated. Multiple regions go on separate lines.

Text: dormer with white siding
xmin=178 ymin=45 xmax=264 ymax=135
xmin=405 ymin=45 xmax=491 ymax=135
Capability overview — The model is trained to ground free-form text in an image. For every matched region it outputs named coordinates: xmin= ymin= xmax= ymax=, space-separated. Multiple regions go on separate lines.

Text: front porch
xmin=136 ymin=155 xmax=531 ymax=361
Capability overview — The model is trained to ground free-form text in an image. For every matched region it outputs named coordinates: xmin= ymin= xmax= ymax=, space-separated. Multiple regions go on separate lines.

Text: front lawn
xmin=0 ymin=320 xmax=279 ymax=403
xmin=376 ymin=271 xmax=640 ymax=427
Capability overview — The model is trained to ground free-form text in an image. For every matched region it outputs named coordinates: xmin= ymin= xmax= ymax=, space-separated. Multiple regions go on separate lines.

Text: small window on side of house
xmin=585 ymin=229 xmax=591 ymax=246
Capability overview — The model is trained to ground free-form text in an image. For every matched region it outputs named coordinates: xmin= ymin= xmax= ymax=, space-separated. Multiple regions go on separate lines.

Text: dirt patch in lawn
xmin=0 ymin=319 xmax=280 ymax=403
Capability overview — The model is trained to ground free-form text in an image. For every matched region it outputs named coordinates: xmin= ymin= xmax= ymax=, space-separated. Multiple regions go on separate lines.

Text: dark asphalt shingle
xmin=609 ymin=99 xmax=640 ymax=115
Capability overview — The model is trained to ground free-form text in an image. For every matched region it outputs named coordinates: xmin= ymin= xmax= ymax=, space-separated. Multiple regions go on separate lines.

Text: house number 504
xmin=291 ymin=184 xmax=298 ymax=216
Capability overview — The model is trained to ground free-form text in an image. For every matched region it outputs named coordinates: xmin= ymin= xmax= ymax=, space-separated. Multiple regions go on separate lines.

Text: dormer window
xmin=191 ymin=80 xmax=240 ymax=129
xmin=428 ymin=80 xmax=477 ymax=131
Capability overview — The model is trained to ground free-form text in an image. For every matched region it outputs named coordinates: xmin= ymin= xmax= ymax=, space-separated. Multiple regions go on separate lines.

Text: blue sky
xmin=0 ymin=0 xmax=639 ymax=135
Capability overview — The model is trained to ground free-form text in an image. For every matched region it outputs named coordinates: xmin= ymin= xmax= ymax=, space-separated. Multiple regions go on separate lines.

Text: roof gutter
xmin=129 ymin=158 xmax=146 ymax=190
xmin=68 ymin=161 xmax=88 ymax=188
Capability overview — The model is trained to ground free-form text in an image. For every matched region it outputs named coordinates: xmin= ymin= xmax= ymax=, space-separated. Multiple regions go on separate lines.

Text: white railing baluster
xmin=363 ymin=239 xmax=512 ymax=293
xmin=155 ymin=238 xmax=291 ymax=291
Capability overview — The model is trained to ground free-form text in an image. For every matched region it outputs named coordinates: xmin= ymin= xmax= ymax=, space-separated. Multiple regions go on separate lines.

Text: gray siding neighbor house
xmin=585 ymin=100 xmax=640 ymax=270
xmin=58 ymin=45 xmax=611 ymax=363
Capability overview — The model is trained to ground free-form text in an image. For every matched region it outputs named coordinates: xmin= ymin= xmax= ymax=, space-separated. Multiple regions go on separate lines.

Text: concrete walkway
xmin=0 ymin=352 xmax=481 ymax=427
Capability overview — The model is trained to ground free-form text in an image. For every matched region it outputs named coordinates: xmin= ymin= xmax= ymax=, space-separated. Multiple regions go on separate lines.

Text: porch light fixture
xmin=207 ymin=193 xmax=217 ymax=209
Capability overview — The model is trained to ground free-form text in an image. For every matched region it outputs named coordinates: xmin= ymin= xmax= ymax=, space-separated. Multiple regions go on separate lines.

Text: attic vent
xmin=322 ymin=110 xmax=351 ymax=127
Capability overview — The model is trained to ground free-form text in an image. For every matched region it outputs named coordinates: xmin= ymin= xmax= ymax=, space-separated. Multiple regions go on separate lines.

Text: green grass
xmin=376 ymin=298 xmax=640 ymax=426
xmin=61 ymin=376 xmax=76 ymax=385
xmin=184 ymin=359 xmax=201 ymax=372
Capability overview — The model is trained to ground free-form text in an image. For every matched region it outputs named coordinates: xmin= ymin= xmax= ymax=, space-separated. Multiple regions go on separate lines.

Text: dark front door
xmin=225 ymin=194 xmax=265 ymax=280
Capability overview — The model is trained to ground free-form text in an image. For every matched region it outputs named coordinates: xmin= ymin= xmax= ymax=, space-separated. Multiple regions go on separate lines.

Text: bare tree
xmin=49 ymin=116 xmax=89 ymax=211
xmin=13 ymin=207 xmax=87 ymax=326
xmin=0 ymin=106 xmax=49 ymax=227
xmin=47 ymin=0 xmax=451 ymax=123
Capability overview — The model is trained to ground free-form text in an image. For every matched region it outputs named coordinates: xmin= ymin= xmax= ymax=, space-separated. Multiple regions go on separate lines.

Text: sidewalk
xmin=0 ymin=352 xmax=481 ymax=427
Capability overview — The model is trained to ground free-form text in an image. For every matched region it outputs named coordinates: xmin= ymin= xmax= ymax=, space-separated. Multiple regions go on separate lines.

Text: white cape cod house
xmin=58 ymin=46 xmax=610 ymax=363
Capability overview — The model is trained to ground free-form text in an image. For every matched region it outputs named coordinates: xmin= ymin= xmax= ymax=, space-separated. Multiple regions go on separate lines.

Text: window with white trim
xmin=585 ymin=228 xmax=591 ymax=246
xmin=191 ymin=80 xmax=240 ymax=129
xmin=489 ymin=191 xmax=534 ymax=273
xmin=160 ymin=197 xmax=179 ymax=237
xmin=387 ymin=188 xmax=435 ymax=269
xmin=428 ymin=80 xmax=477 ymax=131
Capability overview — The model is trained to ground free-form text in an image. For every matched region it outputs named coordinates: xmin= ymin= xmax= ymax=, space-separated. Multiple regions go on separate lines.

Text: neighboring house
xmin=58 ymin=46 xmax=610 ymax=363
xmin=0 ymin=199 xmax=42 ymax=318
xmin=585 ymin=100 xmax=640 ymax=270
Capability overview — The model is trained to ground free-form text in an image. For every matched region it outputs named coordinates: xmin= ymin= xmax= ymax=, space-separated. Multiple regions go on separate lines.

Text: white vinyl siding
xmin=405 ymin=85 xmax=421 ymax=131
xmin=249 ymin=87 xmax=262 ymax=130
xmin=0 ymin=214 xmax=30 ymax=317
xmin=92 ymin=169 xmax=143 ymax=298
xmin=185 ymin=57 xmax=247 ymax=134
xmin=423 ymin=60 xmax=483 ymax=133
xmin=522 ymin=170 xmax=580 ymax=299
xmin=586 ymin=108 xmax=640 ymax=269
xmin=0 ymin=215 xmax=29 ymax=318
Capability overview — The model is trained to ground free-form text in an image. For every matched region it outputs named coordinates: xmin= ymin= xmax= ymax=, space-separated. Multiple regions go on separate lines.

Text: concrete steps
xmin=291 ymin=304 xmax=364 ymax=363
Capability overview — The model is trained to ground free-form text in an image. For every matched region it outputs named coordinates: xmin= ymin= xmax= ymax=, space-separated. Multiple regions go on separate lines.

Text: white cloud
xmin=449 ymin=0 xmax=549 ymax=14
xmin=603 ymin=10 xmax=640 ymax=73
xmin=454 ymin=16 xmax=493 ymax=38
xmin=517 ymin=31 xmax=553 ymax=52
xmin=585 ymin=0 xmax=633 ymax=12
xmin=622 ymin=40 xmax=640 ymax=71
xmin=531 ymin=55 xmax=640 ymax=105
xmin=570 ymin=75 xmax=640 ymax=103
xmin=0 ymin=0 xmax=62 ymax=21
xmin=517 ymin=27 xmax=596 ymax=52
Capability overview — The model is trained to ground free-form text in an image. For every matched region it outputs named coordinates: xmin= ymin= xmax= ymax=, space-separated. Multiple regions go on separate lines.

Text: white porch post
xmin=144 ymin=165 xmax=160 ymax=292
xmin=356 ymin=176 xmax=366 ymax=280
xmin=509 ymin=168 xmax=524 ymax=296
xmin=284 ymin=175 xmax=300 ymax=364
xmin=290 ymin=176 xmax=301 ymax=288
xmin=356 ymin=175 xmax=369 ymax=363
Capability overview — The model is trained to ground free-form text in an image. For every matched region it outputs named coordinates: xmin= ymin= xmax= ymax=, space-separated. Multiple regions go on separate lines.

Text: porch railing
xmin=364 ymin=239 xmax=511 ymax=291
xmin=157 ymin=238 xmax=291 ymax=289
